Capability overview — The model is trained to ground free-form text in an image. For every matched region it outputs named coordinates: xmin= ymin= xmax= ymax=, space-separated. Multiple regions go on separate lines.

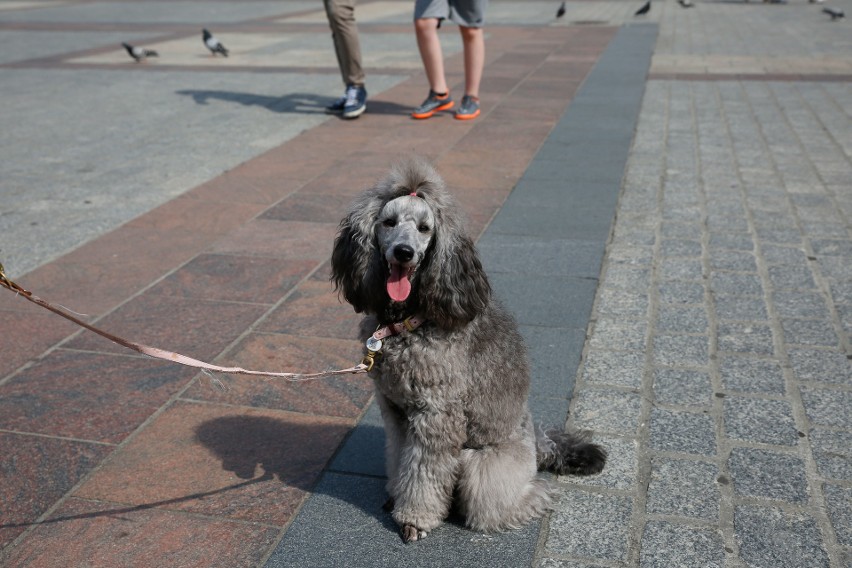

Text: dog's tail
xmin=535 ymin=425 xmax=607 ymax=476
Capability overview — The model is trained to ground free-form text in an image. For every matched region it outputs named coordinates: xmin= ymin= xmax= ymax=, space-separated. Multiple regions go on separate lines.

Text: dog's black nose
xmin=393 ymin=244 xmax=415 ymax=263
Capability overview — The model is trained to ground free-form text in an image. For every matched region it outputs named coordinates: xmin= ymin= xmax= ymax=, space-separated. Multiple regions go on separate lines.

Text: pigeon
xmin=635 ymin=0 xmax=651 ymax=15
xmin=822 ymin=6 xmax=845 ymax=18
xmin=556 ymin=1 xmax=567 ymax=18
xmin=122 ymin=42 xmax=158 ymax=62
xmin=678 ymin=0 xmax=695 ymax=7
xmin=202 ymin=28 xmax=229 ymax=57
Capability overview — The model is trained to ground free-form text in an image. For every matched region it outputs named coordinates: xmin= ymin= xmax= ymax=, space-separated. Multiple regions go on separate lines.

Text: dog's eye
xmin=383 ymin=219 xmax=397 ymax=228
xmin=418 ymin=224 xmax=431 ymax=233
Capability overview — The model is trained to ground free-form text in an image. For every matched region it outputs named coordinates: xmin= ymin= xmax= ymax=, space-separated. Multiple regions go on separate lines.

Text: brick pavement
xmin=1 ymin=0 xmax=851 ymax=567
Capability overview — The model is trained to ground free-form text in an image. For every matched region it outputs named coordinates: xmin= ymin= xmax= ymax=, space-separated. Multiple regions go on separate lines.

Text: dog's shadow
xmin=194 ymin=413 xmax=400 ymax=533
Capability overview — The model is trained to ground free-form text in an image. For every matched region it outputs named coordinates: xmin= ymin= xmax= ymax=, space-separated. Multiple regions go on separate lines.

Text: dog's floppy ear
xmin=417 ymin=204 xmax=491 ymax=329
xmin=331 ymin=191 xmax=386 ymax=313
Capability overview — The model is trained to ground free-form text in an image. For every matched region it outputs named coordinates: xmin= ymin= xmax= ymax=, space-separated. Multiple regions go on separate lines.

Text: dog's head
xmin=331 ymin=158 xmax=490 ymax=329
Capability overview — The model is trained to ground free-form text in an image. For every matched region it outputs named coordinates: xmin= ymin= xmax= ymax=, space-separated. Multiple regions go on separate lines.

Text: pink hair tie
xmin=409 ymin=192 xmax=418 ymax=197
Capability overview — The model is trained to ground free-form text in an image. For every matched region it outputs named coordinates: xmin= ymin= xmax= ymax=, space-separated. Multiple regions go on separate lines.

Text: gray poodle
xmin=331 ymin=159 xmax=606 ymax=543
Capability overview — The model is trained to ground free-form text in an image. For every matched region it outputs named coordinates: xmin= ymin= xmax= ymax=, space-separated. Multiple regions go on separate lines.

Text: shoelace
xmin=344 ymin=86 xmax=360 ymax=106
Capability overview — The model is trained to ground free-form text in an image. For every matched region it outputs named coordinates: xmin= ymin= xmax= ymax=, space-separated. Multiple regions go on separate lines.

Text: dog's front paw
xmin=401 ymin=524 xmax=428 ymax=543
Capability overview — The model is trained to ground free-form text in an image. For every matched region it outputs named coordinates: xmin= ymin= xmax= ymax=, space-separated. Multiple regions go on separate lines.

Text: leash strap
xmin=0 ymin=263 xmax=368 ymax=381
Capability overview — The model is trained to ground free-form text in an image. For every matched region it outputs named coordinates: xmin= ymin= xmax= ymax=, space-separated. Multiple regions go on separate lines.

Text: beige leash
xmin=0 ymin=262 xmax=369 ymax=381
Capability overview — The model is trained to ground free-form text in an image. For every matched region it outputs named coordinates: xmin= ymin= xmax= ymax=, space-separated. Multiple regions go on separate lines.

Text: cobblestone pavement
xmin=545 ymin=1 xmax=852 ymax=566
xmin=1 ymin=0 xmax=850 ymax=567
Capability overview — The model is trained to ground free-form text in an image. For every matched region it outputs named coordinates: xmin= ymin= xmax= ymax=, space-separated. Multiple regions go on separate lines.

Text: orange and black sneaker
xmin=454 ymin=95 xmax=480 ymax=120
xmin=411 ymin=90 xmax=454 ymax=119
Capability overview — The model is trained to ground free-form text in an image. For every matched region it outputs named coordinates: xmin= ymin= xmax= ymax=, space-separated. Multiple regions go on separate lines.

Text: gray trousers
xmin=323 ymin=0 xmax=365 ymax=86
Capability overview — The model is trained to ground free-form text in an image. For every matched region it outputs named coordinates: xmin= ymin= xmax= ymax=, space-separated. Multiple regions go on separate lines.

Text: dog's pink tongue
xmin=387 ymin=265 xmax=412 ymax=302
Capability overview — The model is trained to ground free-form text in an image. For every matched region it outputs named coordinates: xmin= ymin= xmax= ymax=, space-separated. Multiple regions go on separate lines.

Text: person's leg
xmin=458 ymin=24 xmax=484 ymax=98
xmin=324 ymin=0 xmax=365 ymax=87
xmin=414 ymin=17 xmax=448 ymax=95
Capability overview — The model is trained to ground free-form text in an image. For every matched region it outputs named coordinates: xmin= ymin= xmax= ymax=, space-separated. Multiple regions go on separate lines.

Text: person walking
xmin=410 ymin=0 xmax=486 ymax=121
xmin=324 ymin=0 xmax=368 ymax=119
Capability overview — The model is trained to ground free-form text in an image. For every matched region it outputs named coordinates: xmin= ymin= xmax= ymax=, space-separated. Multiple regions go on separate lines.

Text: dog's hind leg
xmin=456 ymin=421 xmax=553 ymax=532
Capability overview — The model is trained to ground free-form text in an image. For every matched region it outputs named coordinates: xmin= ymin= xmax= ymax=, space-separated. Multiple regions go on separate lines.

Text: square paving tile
xmin=207 ymin=219 xmax=338 ymax=262
xmin=0 ymin=309 xmax=77 ymax=378
xmin=75 ymin=400 xmax=352 ymax=525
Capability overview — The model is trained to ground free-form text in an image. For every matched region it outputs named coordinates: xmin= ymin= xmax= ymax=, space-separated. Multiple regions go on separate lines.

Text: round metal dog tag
xmin=366 ymin=337 xmax=383 ymax=352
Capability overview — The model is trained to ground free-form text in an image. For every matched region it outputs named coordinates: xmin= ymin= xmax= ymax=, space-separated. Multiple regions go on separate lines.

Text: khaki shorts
xmin=414 ymin=0 xmax=487 ymax=27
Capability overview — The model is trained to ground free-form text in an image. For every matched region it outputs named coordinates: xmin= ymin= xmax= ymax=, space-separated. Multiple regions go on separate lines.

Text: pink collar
xmin=372 ymin=315 xmax=426 ymax=341
xmin=362 ymin=315 xmax=426 ymax=371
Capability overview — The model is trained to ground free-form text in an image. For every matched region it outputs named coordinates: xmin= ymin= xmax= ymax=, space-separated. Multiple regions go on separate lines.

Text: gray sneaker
xmin=411 ymin=90 xmax=454 ymax=119
xmin=342 ymin=85 xmax=367 ymax=119
xmin=454 ymin=95 xmax=481 ymax=120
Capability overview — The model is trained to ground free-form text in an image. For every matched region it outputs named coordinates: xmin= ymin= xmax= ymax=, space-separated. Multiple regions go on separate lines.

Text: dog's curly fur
xmin=331 ymin=159 xmax=606 ymax=542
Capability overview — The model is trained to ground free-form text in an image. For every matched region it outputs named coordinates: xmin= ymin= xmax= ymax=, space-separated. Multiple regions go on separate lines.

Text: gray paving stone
xmin=768 ymin=265 xmax=816 ymax=291
xmin=719 ymin=357 xmax=785 ymax=394
xmin=710 ymin=272 xmax=764 ymax=296
xmin=781 ymin=319 xmax=839 ymax=348
xmin=601 ymin=265 xmax=652 ymax=290
xmin=581 ymin=350 xmax=645 ymax=389
xmin=588 ymin=319 xmax=647 ymax=351
xmin=563 ymin=435 xmax=637 ymax=490
xmin=823 ymin=483 xmax=852 ymax=546
xmin=787 ymin=348 xmax=852 ymax=385
xmin=728 ymin=448 xmax=809 ymax=503
xmin=537 ymin=560 xmax=600 ymax=568
xmin=712 ymin=294 xmax=769 ymax=321
xmin=800 ymin=387 xmax=852 ymax=429
xmin=545 ymin=489 xmax=631 ymax=562
xmin=653 ymin=368 xmax=713 ymax=407
xmin=717 ymin=322 xmax=775 ymax=356
xmin=660 ymin=238 xmax=702 ymax=258
xmin=595 ymin=288 xmax=650 ymax=319
xmin=773 ymin=291 xmax=831 ymax=319
xmin=709 ymin=249 xmax=758 ymax=272
xmin=652 ymin=334 xmax=710 ymax=367
xmin=660 ymin=258 xmax=704 ymax=281
xmin=646 ymin=458 xmax=720 ymax=520
xmin=724 ymin=397 xmax=799 ymax=446
xmin=809 ymin=428 xmax=852 ymax=481
xmin=656 ymin=305 xmax=709 ymax=334
xmin=649 ymin=408 xmax=716 ymax=456
xmin=657 ymin=281 xmax=706 ymax=305
xmin=761 ymin=244 xmax=809 ymax=266
xmin=734 ymin=505 xmax=829 ymax=568
xmin=572 ymin=388 xmax=642 ymax=436
xmin=639 ymin=521 xmax=725 ymax=568
xmin=811 ymin=239 xmax=852 ymax=258
xmin=709 ymin=233 xmax=754 ymax=252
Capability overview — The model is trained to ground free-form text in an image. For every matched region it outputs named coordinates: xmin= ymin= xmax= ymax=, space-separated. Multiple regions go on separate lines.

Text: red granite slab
xmin=259 ymin=191 xmax=354 ymax=224
xmin=182 ymin=332 xmax=371 ymax=419
xmin=64 ymin=293 xmax=268 ymax=361
xmin=0 ymin=433 xmax=112 ymax=549
xmin=0 ymin=310 xmax=78 ymax=378
xmin=74 ymin=401 xmax=352 ymax=525
xmin=151 ymin=253 xmax=316 ymax=305
xmin=124 ymin=194 xmax=263 ymax=235
xmin=207 ymin=219 xmax=338 ymax=262
xmin=0 ymin=350 xmax=197 ymax=444
xmin=258 ymin=279 xmax=361 ymax=340
xmin=3 ymin=497 xmax=279 ymax=568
